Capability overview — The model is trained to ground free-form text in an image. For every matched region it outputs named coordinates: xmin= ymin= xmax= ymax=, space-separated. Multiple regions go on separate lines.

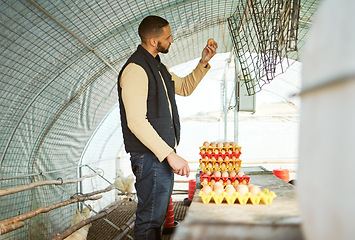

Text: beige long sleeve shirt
xmin=120 ymin=61 xmax=210 ymax=161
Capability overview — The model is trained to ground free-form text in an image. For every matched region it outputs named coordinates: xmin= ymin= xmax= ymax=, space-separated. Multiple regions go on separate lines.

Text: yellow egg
xmin=210 ymin=142 xmax=216 ymax=147
xmin=202 ymin=185 xmax=212 ymax=195
xmin=200 ymin=163 xmax=206 ymax=168
xmin=210 ymin=179 xmax=216 ymax=185
xmin=230 ymin=142 xmax=237 ymax=147
xmin=208 ymin=149 xmax=212 ymax=154
xmin=229 ymin=171 xmax=237 ymax=177
xmin=208 ymin=163 xmax=213 ymax=168
xmin=226 ymin=179 xmax=232 ymax=185
xmin=201 ymin=149 xmax=206 ymax=154
xmin=221 ymin=171 xmax=229 ymax=178
xmin=218 ymin=179 xmax=224 ymax=185
xmin=225 ymin=185 xmax=236 ymax=195
xmin=214 ymin=163 xmax=219 ymax=168
xmin=228 ymin=162 xmax=233 ymax=168
xmin=221 ymin=163 xmax=226 ymax=168
xmin=213 ymin=170 xmax=221 ymax=177
xmin=225 ymin=156 xmax=230 ymax=161
xmin=218 ymin=157 xmax=223 ymax=162
xmin=217 ymin=142 xmax=224 ymax=148
xmin=224 ymin=142 xmax=230 ymax=148
xmin=203 ymin=141 xmax=210 ymax=147
xmin=203 ymin=178 xmax=209 ymax=185
xmin=238 ymin=171 xmax=244 ymax=177
xmin=234 ymin=179 xmax=239 ymax=185
xmin=249 ymin=185 xmax=261 ymax=196
xmin=214 ymin=187 xmax=224 ymax=195
xmin=213 ymin=182 xmax=223 ymax=189
xmin=241 ymin=179 xmax=248 ymax=185
xmin=214 ymin=149 xmax=219 ymax=154
xmin=236 ymin=185 xmax=249 ymax=196
xmin=228 ymin=149 xmax=233 ymax=154
xmin=206 ymin=170 xmax=212 ymax=176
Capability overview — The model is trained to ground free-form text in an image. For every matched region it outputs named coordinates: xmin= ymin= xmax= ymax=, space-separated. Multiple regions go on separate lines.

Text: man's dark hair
xmin=138 ymin=15 xmax=169 ymax=43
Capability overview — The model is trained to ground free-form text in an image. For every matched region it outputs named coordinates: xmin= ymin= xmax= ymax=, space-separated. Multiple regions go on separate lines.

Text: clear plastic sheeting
xmin=0 ymin=0 xmax=319 ymax=239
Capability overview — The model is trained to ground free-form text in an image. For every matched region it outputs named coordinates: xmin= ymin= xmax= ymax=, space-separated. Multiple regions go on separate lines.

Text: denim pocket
xmin=130 ymin=153 xmax=144 ymax=179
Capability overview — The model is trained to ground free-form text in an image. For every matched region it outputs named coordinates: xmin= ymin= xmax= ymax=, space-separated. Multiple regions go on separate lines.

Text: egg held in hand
xmin=207 ymin=38 xmax=218 ymax=49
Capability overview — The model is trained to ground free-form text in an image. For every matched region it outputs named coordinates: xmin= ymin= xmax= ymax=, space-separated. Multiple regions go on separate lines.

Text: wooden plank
xmin=172 ymin=166 xmax=302 ymax=240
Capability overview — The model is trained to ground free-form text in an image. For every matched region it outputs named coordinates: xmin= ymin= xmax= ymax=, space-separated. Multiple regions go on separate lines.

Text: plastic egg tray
xmin=198 ymin=189 xmax=276 ymax=205
xmin=200 ymin=173 xmax=250 ymax=187
xmin=199 ymin=145 xmax=242 ymax=152
xmin=199 ymin=148 xmax=242 ymax=160
xmin=200 ymin=158 xmax=242 ymax=171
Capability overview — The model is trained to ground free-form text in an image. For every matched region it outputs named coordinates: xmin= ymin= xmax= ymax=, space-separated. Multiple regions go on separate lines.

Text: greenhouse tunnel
xmin=0 ymin=0 xmax=319 ymax=239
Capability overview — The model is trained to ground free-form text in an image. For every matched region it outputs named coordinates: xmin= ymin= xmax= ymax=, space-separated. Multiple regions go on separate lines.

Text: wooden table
xmin=172 ymin=166 xmax=303 ymax=240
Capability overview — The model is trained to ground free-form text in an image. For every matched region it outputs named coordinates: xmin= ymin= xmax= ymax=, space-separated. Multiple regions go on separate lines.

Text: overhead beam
xmin=26 ymin=0 xmax=119 ymax=75
xmin=91 ymin=0 xmax=201 ymax=49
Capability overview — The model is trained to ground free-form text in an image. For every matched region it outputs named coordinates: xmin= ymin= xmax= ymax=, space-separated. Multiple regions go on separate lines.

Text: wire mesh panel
xmin=227 ymin=0 xmax=317 ymax=95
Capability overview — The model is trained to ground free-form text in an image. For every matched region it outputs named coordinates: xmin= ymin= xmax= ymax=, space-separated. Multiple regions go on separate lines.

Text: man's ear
xmin=149 ymin=37 xmax=158 ymax=47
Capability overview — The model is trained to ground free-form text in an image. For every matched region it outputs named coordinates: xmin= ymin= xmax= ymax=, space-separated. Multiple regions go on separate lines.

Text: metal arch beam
xmin=90 ymin=0 xmax=201 ymax=49
xmin=26 ymin=0 xmax=119 ymax=75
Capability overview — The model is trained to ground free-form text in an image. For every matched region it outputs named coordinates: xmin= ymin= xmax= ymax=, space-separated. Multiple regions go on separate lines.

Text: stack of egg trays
xmin=200 ymin=172 xmax=250 ymax=187
xmin=198 ymin=189 xmax=276 ymax=205
xmin=199 ymin=145 xmax=242 ymax=170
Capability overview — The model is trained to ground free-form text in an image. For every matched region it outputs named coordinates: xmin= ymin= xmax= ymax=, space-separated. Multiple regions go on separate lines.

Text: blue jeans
xmin=130 ymin=152 xmax=174 ymax=240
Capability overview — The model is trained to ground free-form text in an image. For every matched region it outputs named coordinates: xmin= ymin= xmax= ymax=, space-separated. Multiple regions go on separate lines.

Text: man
xmin=117 ymin=15 xmax=217 ymax=239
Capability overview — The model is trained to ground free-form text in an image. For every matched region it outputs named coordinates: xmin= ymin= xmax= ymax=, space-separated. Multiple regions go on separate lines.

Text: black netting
xmin=228 ymin=0 xmax=318 ymax=95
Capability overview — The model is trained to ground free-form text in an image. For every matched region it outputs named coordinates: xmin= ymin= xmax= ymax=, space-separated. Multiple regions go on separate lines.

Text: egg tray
xmin=199 ymin=159 xmax=242 ymax=171
xmin=199 ymin=151 xmax=242 ymax=160
xmin=200 ymin=174 xmax=250 ymax=187
xmin=198 ymin=189 xmax=276 ymax=205
xmin=199 ymin=146 xmax=242 ymax=152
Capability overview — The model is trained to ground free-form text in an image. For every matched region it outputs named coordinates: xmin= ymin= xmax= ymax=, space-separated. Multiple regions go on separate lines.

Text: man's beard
xmin=157 ymin=41 xmax=169 ymax=54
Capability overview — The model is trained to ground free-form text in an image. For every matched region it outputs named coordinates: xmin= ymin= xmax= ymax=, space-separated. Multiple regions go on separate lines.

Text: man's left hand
xmin=200 ymin=40 xmax=218 ymax=67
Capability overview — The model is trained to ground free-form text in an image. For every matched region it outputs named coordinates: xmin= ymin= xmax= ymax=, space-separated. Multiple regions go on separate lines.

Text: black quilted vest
xmin=117 ymin=45 xmax=180 ymax=154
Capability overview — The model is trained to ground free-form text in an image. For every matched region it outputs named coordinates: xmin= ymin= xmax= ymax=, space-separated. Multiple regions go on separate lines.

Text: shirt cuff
xmin=198 ymin=61 xmax=211 ymax=70
xmin=156 ymin=147 xmax=174 ymax=162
